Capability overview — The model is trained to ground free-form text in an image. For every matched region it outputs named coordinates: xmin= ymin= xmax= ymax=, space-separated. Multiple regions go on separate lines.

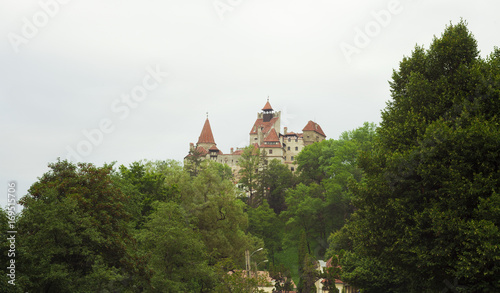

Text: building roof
xmin=326 ymin=257 xmax=344 ymax=285
xmin=197 ymin=118 xmax=216 ymax=144
xmin=195 ymin=146 xmax=208 ymax=155
xmin=264 ymin=128 xmax=280 ymax=142
xmin=209 ymin=145 xmax=221 ymax=153
xmin=250 ymin=117 xmax=279 ymax=135
xmin=262 ymin=100 xmax=273 ymax=111
xmin=302 ymin=120 xmax=326 ymax=137
xmin=284 ymin=131 xmax=299 ymax=137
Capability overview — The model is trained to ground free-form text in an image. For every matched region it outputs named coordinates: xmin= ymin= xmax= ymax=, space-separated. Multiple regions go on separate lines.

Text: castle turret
xmin=197 ymin=116 xmax=217 ymax=151
xmin=302 ymin=120 xmax=326 ymax=146
xmin=262 ymin=99 xmax=274 ymax=123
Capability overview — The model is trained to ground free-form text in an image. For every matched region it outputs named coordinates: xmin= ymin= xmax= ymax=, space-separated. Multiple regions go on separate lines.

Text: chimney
xmin=230 ymin=147 xmax=234 ymax=154
xmin=284 ymin=127 xmax=288 ymax=135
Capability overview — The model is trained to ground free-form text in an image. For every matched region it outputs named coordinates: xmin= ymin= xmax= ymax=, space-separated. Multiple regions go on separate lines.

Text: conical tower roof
xmin=197 ymin=118 xmax=216 ymax=144
xmin=262 ymin=99 xmax=273 ymax=111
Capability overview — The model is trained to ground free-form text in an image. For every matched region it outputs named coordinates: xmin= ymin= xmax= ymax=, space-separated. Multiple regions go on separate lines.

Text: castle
xmin=187 ymin=100 xmax=326 ymax=174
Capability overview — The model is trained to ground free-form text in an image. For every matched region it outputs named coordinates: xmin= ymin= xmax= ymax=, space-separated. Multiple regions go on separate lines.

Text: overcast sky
xmin=1 ymin=0 xmax=499 ymax=208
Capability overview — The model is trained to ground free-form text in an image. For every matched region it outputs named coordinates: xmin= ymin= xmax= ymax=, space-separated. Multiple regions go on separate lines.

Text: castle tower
xmin=302 ymin=120 xmax=326 ymax=146
xmin=262 ymin=99 xmax=274 ymax=122
xmin=197 ymin=116 xmax=217 ymax=152
xmin=250 ymin=99 xmax=281 ymax=146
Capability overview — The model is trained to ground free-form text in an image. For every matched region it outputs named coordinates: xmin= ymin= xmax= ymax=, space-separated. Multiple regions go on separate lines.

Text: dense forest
xmin=2 ymin=21 xmax=500 ymax=292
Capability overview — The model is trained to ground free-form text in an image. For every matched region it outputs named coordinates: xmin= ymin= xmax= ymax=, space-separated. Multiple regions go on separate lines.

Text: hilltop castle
xmin=187 ymin=100 xmax=326 ymax=174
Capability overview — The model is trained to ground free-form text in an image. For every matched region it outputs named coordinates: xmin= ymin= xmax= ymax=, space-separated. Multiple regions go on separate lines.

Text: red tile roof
xmin=262 ymin=100 xmax=273 ymax=111
xmin=264 ymin=128 xmax=280 ymax=142
xmin=250 ymin=117 xmax=279 ymax=135
xmin=326 ymin=257 xmax=344 ymax=285
xmin=198 ymin=118 xmax=216 ymax=144
xmin=302 ymin=121 xmax=326 ymax=137
xmin=196 ymin=146 xmax=208 ymax=155
xmin=209 ymin=145 xmax=221 ymax=154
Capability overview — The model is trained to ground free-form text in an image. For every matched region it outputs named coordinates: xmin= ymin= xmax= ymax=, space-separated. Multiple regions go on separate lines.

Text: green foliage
xmin=247 ymin=200 xmax=284 ymax=262
xmin=17 ymin=160 xmax=149 ymax=292
xmin=297 ymin=230 xmax=308 ymax=292
xmin=213 ymin=259 xmax=266 ymax=293
xmin=269 ymin=263 xmax=294 ymax=292
xmin=282 ymin=183 xmax=325 ymax=247
xmin=300 ymin=254 xmax=318 ymax=293
xmin=336 ymin=20 xmax=500 ymax=292
xmin=238 ymin=145 xmax=265 ymax=207
xmin=273 ymin=245 xmax=300 ymax=286
xmin=116 ymin=161 xmax=180 ymax=228
xmin=258 ymin=159 xmax=296 ymax=214
xmin=282 ymin=123 xmax=377 ymax=259
xmin=137 ymin=201 xmax=214 ymax=292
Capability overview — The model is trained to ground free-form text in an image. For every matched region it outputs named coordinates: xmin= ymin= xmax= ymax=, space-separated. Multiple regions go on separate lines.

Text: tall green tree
xmin=238 ymin=145 xmax=265 ymax=207
xmin=184 ymin=160 xmax=265 ymax=267
xmin=17 ymin=160 xmax=149 ymax=292
xmin=247 ymin=200 xmax=284 ymax=263
xmin=300 ymin=254 xmax=318 ymax=293
xmin=258 ymin=159 xmax=296 ymax=214
xmin=137 ymin=201 xmax=214 ymax=292
xmin=335 ymin=21 xmax=500 ymax=292
xmin=115 ymin=161 xmax=180 ymax=228
xmin=297 ymin=230 xmax=308 ymax=292
xmin=282 ymin=123 xmax=376 ymax=258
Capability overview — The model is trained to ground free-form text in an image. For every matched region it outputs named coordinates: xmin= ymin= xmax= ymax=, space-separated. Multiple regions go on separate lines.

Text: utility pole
xmin=245 ymin=249 xmax=251 ymax=278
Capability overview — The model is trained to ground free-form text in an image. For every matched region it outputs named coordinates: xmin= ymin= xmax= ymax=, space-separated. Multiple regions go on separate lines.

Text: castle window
xmin=295 ymin=147 xmax=298 ymax=151
xmin=287 ymin=146 xmax=290 ymax=151
xmin=269 ymin=150 xmax=273 ymax=154
xmin=295 ymin=139 xmax=298 ymax=142
xmin=291 ymin=156 xmax=294 ymax=161
xmin=291 ymin=167 xmax=295 ymax=172
xmin=288 ymin=138 xmax=291 ymax=142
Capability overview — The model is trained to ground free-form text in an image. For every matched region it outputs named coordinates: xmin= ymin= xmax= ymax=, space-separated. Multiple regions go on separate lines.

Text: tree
xmin=183 ymin=160 xmax=265 ymax=267
xmin=258 ymin=159 xmax=296 ymax=215
xmin=300 ymin=254 xmax=318 ymax=293
xmin=269 ymin=263 xmax=294 ymax=292
xmin=335 ymin=21 xmax=500 ymax=292
xmin=320 ymin=257 xmax=341 ymax=293
xmin=137 ymin=201 xmax=215 ymax=292
xmin=238 ymin=145 xmax=265 ymax=207
xmin=297 ymin=230 xmax=308 ymax=292
xmin=185 ymin=147 xmax=204 ymax=177
xmin=297 ymin=231 xmax=318 ymax=293
xmin=17 ymin=160 xmax=149 ymax=292
xmin=247 ymin=200 xmax=284 ymax=263
xmin=115 ymin=161 xmax=180 ymax=228
xmin=281 ymin=183 xmax=325 ymax=249
xmin=213 ymin=259 xmax=266 ymax=293
xmin=282 ymin=124 xmax=376 ymax=256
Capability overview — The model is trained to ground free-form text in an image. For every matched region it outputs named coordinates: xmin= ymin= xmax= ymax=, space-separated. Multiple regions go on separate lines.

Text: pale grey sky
xmin=1 ymin=0 xmax=499 ymax=208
